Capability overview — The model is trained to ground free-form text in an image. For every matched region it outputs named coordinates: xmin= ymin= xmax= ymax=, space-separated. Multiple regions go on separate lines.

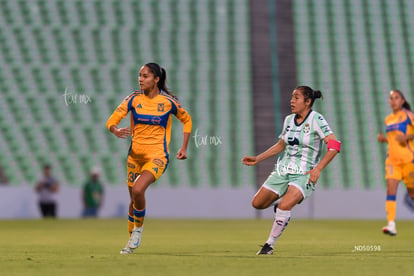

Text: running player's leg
xmin=383 ymin=161 xmax=401 ymax=236
xmin=262 ymin=186 xmax=303 ymax=251
xmin=128 ymin=158 xmax=167 ymax=250
xmin=255 ymin=172 xmax=288 ymax=254
xmin=383 ymin=178 xmax=399 ymax=235
xmin=258 ymin=173 xmax=314 ymax=255
xmin=126 ymin=159 xmax=141 ymax=235
xmin=127 ymin=170 xmax=155 ymax=250
xmin=120 ymin=160 xmax=141 ymax=254
xmin=131 ymin=157 xmax=167 ymax=227
xmin=131 ymin=170 xmax=154 ymax=225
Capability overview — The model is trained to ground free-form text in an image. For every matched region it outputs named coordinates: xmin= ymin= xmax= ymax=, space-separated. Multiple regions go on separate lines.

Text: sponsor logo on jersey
xmin=151 ymin=116 xmax=161 ymax=125
xmin=152 ymin=167 xmax=159 ymax=173
xmin=152 ymin=158 xmax=164 ymax=167
xmin=137 ymin=103 xmax=142 ymax=109
xmin=157 ymin=103 xmax=164 ymax=112
xmin=127 ymin=162 xmax=136 ymax=169
xmin=287 ymin=137 xmax=299 ymax=146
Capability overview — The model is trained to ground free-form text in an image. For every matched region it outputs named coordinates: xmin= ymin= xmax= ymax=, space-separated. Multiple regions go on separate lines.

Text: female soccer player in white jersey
xmin=242 ymin=86 xmax=341 ymax=255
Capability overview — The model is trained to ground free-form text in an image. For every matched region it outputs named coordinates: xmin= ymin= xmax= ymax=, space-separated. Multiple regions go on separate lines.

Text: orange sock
xmin=128 ymin=213 xmax=134 ymax=236
xmin=385 ymin=195 xmax=396 ymax=222
xmin=133 ymin=207 xmax=146 ymax=228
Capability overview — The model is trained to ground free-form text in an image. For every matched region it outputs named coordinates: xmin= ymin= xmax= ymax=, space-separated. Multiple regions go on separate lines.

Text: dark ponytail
xmin=295 ymin=85 xmax=323 ymax=107
xmin=144 ymin=62 xmax=176 ymax=98
xmin=392 ymin=89 xmax=411 ymax=111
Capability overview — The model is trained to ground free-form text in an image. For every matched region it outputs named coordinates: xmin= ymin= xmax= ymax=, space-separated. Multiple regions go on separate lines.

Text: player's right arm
xmin=242 ymin=139 xmax=286 ymax=166
xmin=377 ymin=132 xmax=388 ymax=143
xmin=106 ymin=94 xmax=133 ymax=139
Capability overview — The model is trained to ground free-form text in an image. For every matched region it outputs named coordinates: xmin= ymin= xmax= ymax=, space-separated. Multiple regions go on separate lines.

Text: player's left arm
xmin=306 ymin=134 xmax=341 ymax=184
xmin=174 ymin=101 xmax=192 ymax=160
xmin=396 ymin=111 xmax=414 ymax=142
xmin=307 ymin=114 xmax=341 ymax=180
xmin=306 ymin=135 xmax=340 ymax=184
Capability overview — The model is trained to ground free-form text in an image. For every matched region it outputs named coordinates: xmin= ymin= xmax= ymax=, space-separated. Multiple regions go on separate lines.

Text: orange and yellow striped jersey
xmin=385 ymin=109 xmax=414 ymax=164
xmin=106 ymin=90 xmax=192 ymax=159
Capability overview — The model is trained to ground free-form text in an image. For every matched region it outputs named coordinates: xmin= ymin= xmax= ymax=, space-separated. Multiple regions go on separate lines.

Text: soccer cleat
xmin=129 ymin=227 xmax=143 ymax=249
xmin=382 ymin=221 xmax=397 ymax=236
xmin=120 ymin=245 xmax=134 ymax=255
xmin=256 ymin=243 xmax=274 ymax=255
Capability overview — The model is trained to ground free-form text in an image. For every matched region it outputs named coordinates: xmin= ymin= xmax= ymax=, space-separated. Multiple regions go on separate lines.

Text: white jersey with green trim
xmin=276 ymin=110 xmax=333 ymax=175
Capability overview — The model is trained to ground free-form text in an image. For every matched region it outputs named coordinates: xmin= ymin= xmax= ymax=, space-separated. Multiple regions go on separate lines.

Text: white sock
xmin=265 ymin=208 xmax=291 ymax=247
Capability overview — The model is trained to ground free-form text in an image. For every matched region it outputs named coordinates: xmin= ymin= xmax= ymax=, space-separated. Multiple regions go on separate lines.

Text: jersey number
xmin=128 ymin=172 xmax=139 ymax=183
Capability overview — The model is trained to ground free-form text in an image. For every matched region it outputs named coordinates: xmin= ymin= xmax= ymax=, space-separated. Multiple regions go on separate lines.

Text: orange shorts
xmin=126 ymin=155 xmax=168 ymax=187
xmin=385 ymin=159 xmax=414 ymax=188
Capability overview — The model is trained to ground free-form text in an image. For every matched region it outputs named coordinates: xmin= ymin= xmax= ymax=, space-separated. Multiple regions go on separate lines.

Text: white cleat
xmin=119 ymin=227 xmax=143 ymax=254
xmin=129 ymin=227 xmax=143 ymax=249
xmin=120 ymin=246 xmax=134 ymax=254
xmin=382 ymin=221 xmax=397 ymax=236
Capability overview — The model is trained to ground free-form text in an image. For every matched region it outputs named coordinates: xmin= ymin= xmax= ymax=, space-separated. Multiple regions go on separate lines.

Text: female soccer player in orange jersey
xmin=377 ymin=89 xmax=414 ymax=236
xmin=106 ymin=62 xmax=192 ymax=254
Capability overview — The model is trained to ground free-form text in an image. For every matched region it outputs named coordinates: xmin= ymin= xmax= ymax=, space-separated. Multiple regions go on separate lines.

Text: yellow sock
xmin=133 ymin=207 xmax=146 ymax=228
xmin=128 ymin=213 xmax=134 ymax=236
xmin=385 ymin=197 xmax=396 ymax=222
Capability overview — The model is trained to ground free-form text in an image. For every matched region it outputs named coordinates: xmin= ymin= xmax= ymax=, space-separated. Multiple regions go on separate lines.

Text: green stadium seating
xmin=0 ymin=0 xmax=253 ymax=188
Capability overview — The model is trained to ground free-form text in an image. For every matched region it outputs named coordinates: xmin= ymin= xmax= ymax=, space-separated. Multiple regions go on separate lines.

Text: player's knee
xmin=132 ymin=186 xmax=145 ymax=198
xmin=251 ymin=198 xmax=266 ymax=209
xmin=277 ymin=201 xmax=294 ymax=211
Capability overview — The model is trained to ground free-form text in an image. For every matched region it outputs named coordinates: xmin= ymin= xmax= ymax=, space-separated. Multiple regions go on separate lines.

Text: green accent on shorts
xmin=263 ymin=170 xmax=315 ymax=200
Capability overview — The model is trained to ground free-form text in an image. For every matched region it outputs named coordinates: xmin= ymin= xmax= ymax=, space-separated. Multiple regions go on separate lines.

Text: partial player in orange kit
xmin=377 ymin=89 xmax=414 ymax=236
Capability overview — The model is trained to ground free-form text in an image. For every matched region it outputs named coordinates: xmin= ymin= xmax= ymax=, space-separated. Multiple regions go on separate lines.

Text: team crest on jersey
xmin=158 ymin=103 xmax=165 ymax=112
xmin=303 ymin=123 xmax=310 ymax=134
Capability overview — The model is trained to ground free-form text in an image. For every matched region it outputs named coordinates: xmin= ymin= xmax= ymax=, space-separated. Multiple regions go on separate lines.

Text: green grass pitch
xmin=0 ymin=218 xmax=413 ymax=276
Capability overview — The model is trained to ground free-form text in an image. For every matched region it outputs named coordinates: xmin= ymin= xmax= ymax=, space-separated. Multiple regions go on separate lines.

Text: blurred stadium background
xmin=0 ymin=0 xmax=413 ymax=219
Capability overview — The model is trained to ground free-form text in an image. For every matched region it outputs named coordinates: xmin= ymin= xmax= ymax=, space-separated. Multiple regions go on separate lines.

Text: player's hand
xmin=176 ymin=148 xmax=187 ymax=160
xmin=112 ymin=127 xmax=131 ymax=139
xmin=395 ymin=134 xmax=407 ymax=143
xmin=305 ymin=167 xmax=321 ymax=185
xmin=242 ymin=156 xmax=258 ymax=166
xmin=377 ymin=132 xmax=387 ymax=143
